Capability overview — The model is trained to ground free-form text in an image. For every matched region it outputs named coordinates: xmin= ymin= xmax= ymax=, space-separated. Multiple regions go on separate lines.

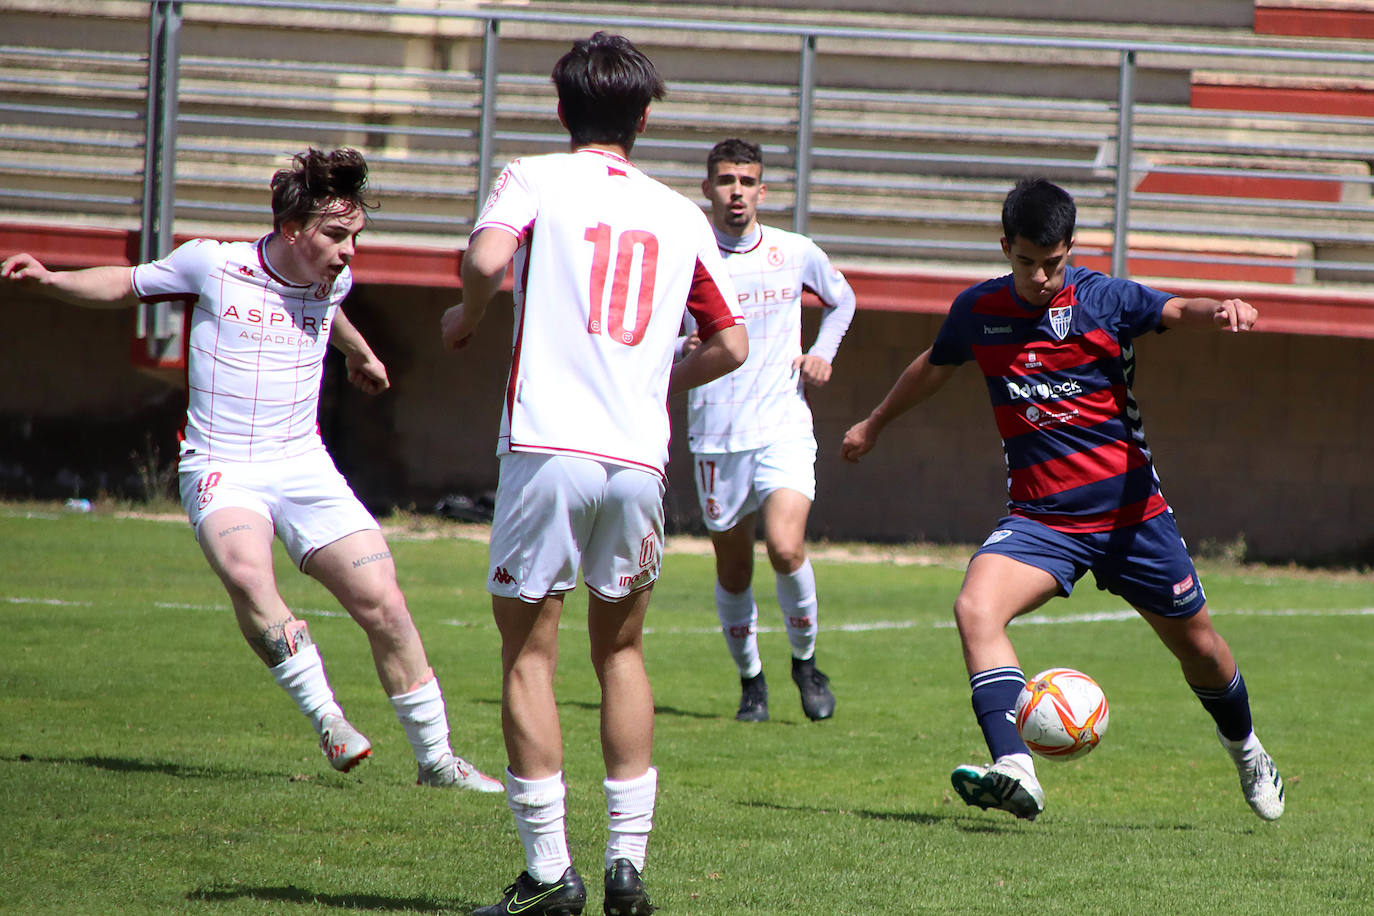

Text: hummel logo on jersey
xmin=491 ymin=567 xmax=516 ymax=585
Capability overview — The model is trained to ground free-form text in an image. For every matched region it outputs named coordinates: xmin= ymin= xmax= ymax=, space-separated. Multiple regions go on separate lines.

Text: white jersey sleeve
xmin=473 ymin=150 xmax=741 ymax=476
xmin=684 ymin=225 xmax=853 ymax=454
xmin=132 ymin=236 xmax=350 ymax=462
xmin=800 ymin=237 xmax=856 ymax=365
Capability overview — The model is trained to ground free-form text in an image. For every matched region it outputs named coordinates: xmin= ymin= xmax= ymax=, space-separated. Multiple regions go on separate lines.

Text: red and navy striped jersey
xmin=930 ymin=266 xmax=1173 ymax=533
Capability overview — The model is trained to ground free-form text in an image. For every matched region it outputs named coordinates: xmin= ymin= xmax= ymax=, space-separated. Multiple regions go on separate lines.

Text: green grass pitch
xmin=1 ymin=505 xmax=1371 ymax=914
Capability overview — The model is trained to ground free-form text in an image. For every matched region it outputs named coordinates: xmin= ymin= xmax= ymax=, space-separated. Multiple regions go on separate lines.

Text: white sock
xmin=1219 ymin=729 xmax=1265 ymax=767
xmin=508 ymin=770 xmax=571 ymax=884
xmin=269 ymin=643 xmax=343 ymax=735
xmin=389 ymin=670 xmax=451 ymax=769
xmin=997 ymin=752 xmax=1038 ymax=781
xmin=715 ymin=582 xmax=761 ymax=678
xmin=776 ymin=558 xmax=818 ymax=660
xmin=604 ymin=767 xmax=657 ymax=872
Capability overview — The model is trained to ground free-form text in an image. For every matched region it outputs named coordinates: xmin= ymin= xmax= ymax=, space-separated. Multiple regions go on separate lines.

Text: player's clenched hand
xmin=441 ymin=303 xmax=476 ymax=350
xmin=1215 ymin=298 xmax=1258 ymax=332
xmin=680 ymin=332 xmax=701 ymax=358
xmin=840 ymin=418 xmax=878 ymax=463
xmin=346 ymin=351 xmax=390 ymax=394
xmin=793 ymin=354 xmax=832 ymax=387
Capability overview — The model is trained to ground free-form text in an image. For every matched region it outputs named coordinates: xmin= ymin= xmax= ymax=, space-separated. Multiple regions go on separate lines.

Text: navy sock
xmin=970 ymin=666 xmax=1029 ymax=760
xmin=1191 ymin=669 xmax=1253 ymax=742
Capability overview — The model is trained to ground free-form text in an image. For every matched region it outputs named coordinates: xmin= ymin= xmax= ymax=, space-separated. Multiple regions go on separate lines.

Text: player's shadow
xmin=555 ymin=697 xmax=720 ymax=720
xmin=188 ymin=884 xmax=469 ymax=911
xmin=741 ymin=798 xmax=1052 ymax=834
xmin=3 ymin=753 xmax=274 ymax=781
xmin=739 ymin=798 xmax=947 ymax=828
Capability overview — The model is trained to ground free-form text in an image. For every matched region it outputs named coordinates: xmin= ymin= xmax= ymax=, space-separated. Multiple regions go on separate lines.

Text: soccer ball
xmin=1014 ymin=667 xmax=1109 ymax=760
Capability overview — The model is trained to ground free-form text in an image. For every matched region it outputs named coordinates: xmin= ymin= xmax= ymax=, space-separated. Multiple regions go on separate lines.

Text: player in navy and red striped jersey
xmin=841 ymin=177 xmax=1284 ymax=823
xmin=444 ymin=32 xmax=746 ymax=916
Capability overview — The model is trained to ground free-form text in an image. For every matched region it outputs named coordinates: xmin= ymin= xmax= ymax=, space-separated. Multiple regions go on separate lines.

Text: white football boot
xmin=951 ymin=755 xmax=1045 ymax=821
xmin=417 ymin=752 xmax=504 ymax=793
xmin=319 ymin=713 xmax=373 ymax=772
xmin=1219 ymin=730 xmax=1285 ymax=820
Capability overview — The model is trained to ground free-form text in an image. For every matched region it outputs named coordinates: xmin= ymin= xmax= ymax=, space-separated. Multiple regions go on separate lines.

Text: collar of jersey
xmin=713 ymin=225 xmax=761 ymax=254
xmin=574 ymin=147 xmax=631 ymax=166
xmin=257 ymin=234 xmax=312 ymax=288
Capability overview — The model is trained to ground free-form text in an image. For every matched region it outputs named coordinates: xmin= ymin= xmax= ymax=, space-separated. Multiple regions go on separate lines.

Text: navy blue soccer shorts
xmin=972 ymin=510 xmax=1207 ymax=618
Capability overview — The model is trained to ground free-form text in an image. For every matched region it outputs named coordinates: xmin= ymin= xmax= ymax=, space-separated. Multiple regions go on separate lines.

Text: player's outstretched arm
xmin=840 ymin=347 xmax=955 ymax=463
xmin=1160 ymin=296 xmax=1259 ymax=332
xmin=1 ymin=253 xmax=137 ymax=308
xmin=669 ymin=324 xmax=748 ymax=395
xmin=443 ymin=228 xmax=518 ymax=351
xmin=330 ymin=309 xmax=390 ymax=395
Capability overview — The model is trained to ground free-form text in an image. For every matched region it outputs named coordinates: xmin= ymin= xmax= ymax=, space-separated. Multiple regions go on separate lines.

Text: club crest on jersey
xmin=767 ymin=247 xmax=784 ymax=267
xmin=1048 ymin=305 xmax=1073 ymax=340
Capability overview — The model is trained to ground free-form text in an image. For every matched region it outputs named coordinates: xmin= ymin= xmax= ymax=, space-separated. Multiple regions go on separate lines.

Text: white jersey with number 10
xmin=473 ymin=148 xmax=743 ymax=477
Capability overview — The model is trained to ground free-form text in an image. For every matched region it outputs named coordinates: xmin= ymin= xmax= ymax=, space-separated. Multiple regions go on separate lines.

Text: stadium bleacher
xmin=3 ymin=0 xmax=1372 ymax=559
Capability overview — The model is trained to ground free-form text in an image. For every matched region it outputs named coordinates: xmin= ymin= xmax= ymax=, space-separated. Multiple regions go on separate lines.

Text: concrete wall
xmin=6 ymin=282 xmax=1370 ymax=563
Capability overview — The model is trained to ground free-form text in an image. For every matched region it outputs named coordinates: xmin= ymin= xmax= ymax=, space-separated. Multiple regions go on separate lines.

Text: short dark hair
xmin=706 ymin=138 xmax=763 ymax=178
xmin=1001 ymin=177 xmax=1076 ymax=247
xmin=552 ymin=32 xmax=666 ymax=151
xmin=270 ymin=147 xmax=375 ymax=231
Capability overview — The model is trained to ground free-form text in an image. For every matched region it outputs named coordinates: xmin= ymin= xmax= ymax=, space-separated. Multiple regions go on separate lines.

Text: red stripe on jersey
xmin=970 ymin=285 xmax=1032 ymax=318
xmin=687 ymin=257 xmax=741 ymax=340
xmin=1017 ymin=492 xmax=1169 ymax=533
xmin=1009 ymin=439 xmax=1147 ymax=501
xmin=975 ymin=328 xmax=1121 ymax=377
xmin=993 ymin=385 xmax=1125 ymax=438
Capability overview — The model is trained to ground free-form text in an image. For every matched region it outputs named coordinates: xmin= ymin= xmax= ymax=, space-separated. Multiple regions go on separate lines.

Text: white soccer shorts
xmin=487 ymin=452 xmax=665 ymax=602
xmin=691 ymin=436 xmax=817 ymax=532
xmin=178 ymin=447 xmax=379 ymax=569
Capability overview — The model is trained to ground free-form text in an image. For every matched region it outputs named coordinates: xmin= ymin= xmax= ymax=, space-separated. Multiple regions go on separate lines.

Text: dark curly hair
xmin=270 ymin=147 xmax=376 ymax=231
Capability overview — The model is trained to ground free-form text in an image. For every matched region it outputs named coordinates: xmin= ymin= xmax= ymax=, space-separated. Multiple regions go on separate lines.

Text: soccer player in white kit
xmin=680 ymin=139 xmax=856 ymax=723
xmin=442 ymin=33 xmax=748 ymax=916
xmin=0 ymin=148 xmax=502 ymax=793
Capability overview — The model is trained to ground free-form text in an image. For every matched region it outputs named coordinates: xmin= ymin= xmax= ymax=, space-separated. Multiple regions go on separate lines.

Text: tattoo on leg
xmin=352 ymin=550 xmax=391 ymax=569
xmin=218 ymin=524 xmax=253 ymax=538
xmin=252 ymin=618 xmax=312 ymax=665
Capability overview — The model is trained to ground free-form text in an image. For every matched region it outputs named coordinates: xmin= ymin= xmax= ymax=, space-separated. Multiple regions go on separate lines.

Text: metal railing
xmin=2 ymin=0 xmax=1372 ymax=330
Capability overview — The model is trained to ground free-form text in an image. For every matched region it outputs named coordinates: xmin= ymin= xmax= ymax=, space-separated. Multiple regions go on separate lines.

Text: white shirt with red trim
xmin=132 ymin=236 xmax=350 ymax=462
xmin=473 ymin=148 xmax=742 ymax=476
xmin=683 ymin=224 xmax=856 ymax=453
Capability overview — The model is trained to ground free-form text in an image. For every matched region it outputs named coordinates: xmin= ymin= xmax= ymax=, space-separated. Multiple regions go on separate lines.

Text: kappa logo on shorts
xmin=491 ymin=567 xmax=516 ymax=585
xmin=982 ymin=529 xmax=1014 ymax=547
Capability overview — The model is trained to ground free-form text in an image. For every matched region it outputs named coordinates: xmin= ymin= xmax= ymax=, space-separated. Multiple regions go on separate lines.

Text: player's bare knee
xmin=345 ymin=589 xmax=410 ymax=636
xmin=716 ymin=564 xmax=753 ymax=593
xmin=765 ymin=542 xmax=805 ymax=574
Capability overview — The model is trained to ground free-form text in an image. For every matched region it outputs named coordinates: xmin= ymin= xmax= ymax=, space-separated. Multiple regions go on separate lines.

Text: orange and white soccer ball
xmin=1015 ymin=667 xmax=1109 ymax=760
